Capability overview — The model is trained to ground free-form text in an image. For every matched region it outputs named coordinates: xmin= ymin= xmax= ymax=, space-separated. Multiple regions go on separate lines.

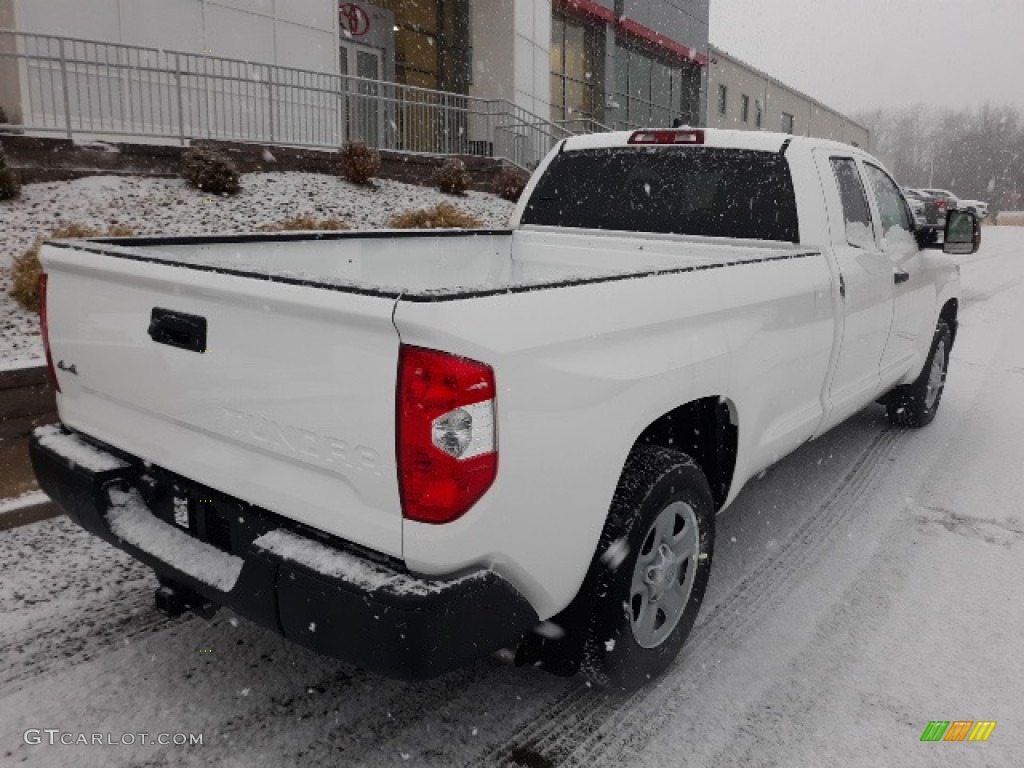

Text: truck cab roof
xmin=560 ymin=128 xmax=867 ymax=157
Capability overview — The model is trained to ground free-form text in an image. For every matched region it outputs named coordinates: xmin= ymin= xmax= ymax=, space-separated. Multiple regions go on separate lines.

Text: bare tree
xmin=857 ymin=104 xmax=1024 ymax=212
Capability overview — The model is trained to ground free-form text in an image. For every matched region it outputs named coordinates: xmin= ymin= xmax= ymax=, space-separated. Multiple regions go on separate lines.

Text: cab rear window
xmin=522 ymin=147 xmax=799 ymax=242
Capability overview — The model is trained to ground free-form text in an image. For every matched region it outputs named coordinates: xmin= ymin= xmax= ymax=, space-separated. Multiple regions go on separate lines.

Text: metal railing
xmin=553 ymin=117 xmax=612 ymax=134
xmin=0 ymin=29 xmax=593 ymax=168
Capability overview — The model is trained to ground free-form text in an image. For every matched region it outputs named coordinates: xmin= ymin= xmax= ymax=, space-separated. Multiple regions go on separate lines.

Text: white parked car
xmin=31 ymin=128 xmax=977 ymax=689
xmin=957 ymin=198 xmax=989 ymax=219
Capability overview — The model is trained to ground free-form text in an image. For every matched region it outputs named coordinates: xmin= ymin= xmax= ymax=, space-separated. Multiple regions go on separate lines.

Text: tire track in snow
xmin=569 ymin=426 xmax=907 ymax=768
xmin=0 ymin=516 xmax=178 ymax=692
xmin=0 ymin=593 xmax=177 ymax=692
xmin=698 ymin=509 xmax=921 ymax=768
xmin=469 ymin=426 xmax=905 ymax=768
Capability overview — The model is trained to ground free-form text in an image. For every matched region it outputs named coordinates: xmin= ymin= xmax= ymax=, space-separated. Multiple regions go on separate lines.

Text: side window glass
xmin=864 ymin=163 xmax=915 ymax=247
xmin=830 ymin=157 xmax=875 ymax=249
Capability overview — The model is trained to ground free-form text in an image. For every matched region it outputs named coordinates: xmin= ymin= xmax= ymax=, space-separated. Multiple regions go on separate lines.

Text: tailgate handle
xmin=148 ymin=308 xmax=207 ymax=353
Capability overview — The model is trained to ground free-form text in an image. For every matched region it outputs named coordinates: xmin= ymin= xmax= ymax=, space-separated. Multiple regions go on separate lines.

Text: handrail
xmin=0 ymin=28 xmax=608 ymax=168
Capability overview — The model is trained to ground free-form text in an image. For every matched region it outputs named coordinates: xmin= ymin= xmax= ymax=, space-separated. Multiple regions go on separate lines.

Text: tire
xmin=580 ymin=446 xmax=715 ymax=690
xmin=886 ymin=321 xmax=951 ymax=427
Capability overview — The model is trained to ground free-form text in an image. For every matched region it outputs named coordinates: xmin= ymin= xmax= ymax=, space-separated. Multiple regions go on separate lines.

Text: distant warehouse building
xmin=705 ymin=45 xmax=869 ymax=149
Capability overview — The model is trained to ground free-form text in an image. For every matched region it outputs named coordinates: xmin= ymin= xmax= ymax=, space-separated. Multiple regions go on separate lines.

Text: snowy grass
xmin=0 ymin=172 xmax=516 ymax=367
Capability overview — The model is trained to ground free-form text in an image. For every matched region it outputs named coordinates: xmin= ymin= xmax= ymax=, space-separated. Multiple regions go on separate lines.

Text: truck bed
xmin=50 ymin=227 xmax=818 ymax=300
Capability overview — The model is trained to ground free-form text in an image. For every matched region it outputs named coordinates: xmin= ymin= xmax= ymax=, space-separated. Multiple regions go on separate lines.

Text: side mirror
xmin=943 ymin=209 xmax=980 ymax=255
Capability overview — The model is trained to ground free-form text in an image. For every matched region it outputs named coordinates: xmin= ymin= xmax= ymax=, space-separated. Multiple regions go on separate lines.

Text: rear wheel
xmin=581 ymin=446 xmax=715 ymax=690
xmin=886 ymin=321 xmax=951 ymax=427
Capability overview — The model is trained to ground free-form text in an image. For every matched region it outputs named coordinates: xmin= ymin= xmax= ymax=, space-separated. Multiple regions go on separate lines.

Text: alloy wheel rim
xmin=925 ymin=340 xmax=946 ymax=411
xmin=629 ymin=501 xmax=700 ymax=649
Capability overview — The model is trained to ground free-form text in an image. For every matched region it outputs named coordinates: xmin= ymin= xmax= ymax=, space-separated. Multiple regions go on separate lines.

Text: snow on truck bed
xmin=48 ymin=227 xmax=817 ymax=299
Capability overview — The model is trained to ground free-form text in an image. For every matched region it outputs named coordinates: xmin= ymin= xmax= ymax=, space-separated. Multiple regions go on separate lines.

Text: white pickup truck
xmin=31 ymin=128 xmax=978 ymax=688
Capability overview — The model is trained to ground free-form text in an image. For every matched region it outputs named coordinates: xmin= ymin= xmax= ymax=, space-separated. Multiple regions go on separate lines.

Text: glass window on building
xmin=782 ymin=112 xmax=795 ymax=134
xmin=612 ymin=42 xmax=698 ymax=129
xmin=373 ymin=0 xmax=470 ymax=92
xmin=741 ymin=94 xmax=750 ymax=123
xmin=551 ymin=13 xmax=602 ymax=126
xmin=755 ymin=100 xmax=763 ymax=128
xmin=717 ymin=84 xmax=728 ymax=116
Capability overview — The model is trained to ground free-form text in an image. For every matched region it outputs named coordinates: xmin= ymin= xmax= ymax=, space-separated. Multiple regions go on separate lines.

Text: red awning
xmin=556 ymin=0 xmax=710 ymax=66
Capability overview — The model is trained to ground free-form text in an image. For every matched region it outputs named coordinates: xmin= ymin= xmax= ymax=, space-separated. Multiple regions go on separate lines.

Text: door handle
xmin=893 ymin=270 xmax=910 ymax=285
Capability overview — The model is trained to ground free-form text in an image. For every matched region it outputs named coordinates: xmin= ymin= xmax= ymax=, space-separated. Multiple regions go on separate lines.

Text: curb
xmin=0 ymin=496 xmax=60 ymax=531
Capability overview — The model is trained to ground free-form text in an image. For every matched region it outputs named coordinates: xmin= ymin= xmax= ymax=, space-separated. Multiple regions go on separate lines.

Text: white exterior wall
xmin=468 ymin=0 xmax=514 ymax=103
xmin=511 ymin=0 xmax=551 ymax=117
xmin=12 ymin=0 xmax=340 ymax=73
xmin=468 ymin=0 xmax=551 ymax=117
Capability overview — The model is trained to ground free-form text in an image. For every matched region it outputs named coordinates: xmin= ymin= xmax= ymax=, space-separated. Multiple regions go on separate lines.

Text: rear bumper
xmin=30 ymin=424 xmax=537 ymax=680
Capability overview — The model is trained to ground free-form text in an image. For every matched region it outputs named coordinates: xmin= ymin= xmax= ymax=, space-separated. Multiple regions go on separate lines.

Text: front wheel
xmin=886 ymin=321 xmax=951 ymax=427
xmin=581 ymin=446 xmax=715 ymax=690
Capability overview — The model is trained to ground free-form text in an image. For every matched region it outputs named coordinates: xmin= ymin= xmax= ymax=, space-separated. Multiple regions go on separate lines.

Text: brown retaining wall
xmin=0 ymin=365 xmax=56 ymax=439
xmin=0 ymin=134 xmax=520 ymax=191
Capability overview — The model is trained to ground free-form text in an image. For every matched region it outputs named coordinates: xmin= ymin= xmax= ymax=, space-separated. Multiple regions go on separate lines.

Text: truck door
xmin=815 ymin=152 xmax=896 ymax=432
xmin=861 ymin=162 xmax=931 ymax=390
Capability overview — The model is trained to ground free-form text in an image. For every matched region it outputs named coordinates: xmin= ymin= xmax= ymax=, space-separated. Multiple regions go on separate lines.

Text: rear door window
xmin=830 ymin=157 xmax=876 ymax=249
xmin=521 ymin=147 xmax=800 ymax=242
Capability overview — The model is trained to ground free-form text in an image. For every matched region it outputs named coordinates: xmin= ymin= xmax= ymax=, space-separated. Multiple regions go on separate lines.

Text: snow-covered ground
xmin=0 ymin=173 xmax=516 ymax=367
xmin=0 ymin=229 xmax=1022 ymax=767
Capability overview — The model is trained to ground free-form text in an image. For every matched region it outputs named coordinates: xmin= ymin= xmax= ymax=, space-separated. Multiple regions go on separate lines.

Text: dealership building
xmin=1 ymin=0 xmax=866 ymax=163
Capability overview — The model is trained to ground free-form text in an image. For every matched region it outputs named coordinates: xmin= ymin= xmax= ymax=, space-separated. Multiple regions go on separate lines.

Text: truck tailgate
xmin=40 ymin=243 xmax=404 ymax=557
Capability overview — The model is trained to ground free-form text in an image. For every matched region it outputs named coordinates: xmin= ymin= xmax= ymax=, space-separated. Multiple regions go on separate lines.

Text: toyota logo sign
xmin=340 ymin=3 xmax=371 ymax=37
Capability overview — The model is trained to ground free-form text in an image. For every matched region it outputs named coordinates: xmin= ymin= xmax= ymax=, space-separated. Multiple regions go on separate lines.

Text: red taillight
xmin=39 ymin=274 xmax=60 ymax=393
xmin=628 ymin=129 xmax=704 ymax=145
xmin=397 ymin=345 xmax=497 ymax=524
xmin=935 ymin=198 xmax=948 ymax=210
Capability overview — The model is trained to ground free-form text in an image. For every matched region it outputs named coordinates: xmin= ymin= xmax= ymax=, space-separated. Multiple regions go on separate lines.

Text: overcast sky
xmin=710 ymin=0 xmax=1024 ymax=115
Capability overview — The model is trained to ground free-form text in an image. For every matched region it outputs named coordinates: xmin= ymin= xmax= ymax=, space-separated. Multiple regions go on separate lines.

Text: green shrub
xmin=0 ymin=144 xmax=20 ymax=200
xmin=182 ymin=143 xmax=241 ymax=195
xmin=338 ymin=141 xmax=381 ymax=185
xmin=494 ymin=170 xmax=528 ymax=202
xmin=435 ymin=157 xmax=468 ymax=195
